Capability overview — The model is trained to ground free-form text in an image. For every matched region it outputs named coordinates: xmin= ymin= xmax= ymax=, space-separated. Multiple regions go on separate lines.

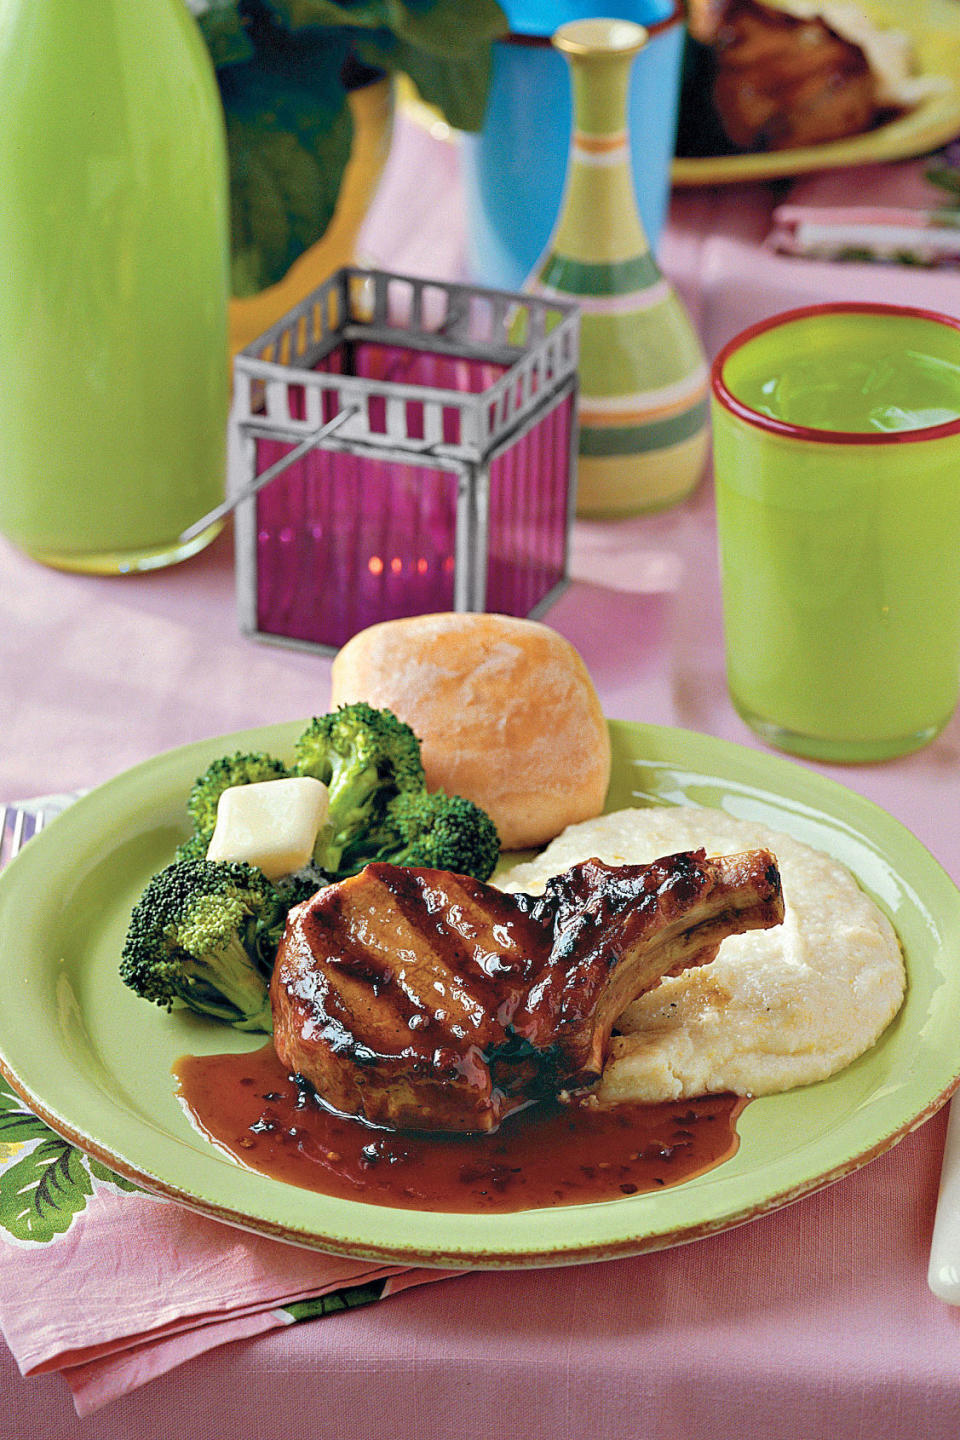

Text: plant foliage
xmin=189 ymin=0 xmax=508 ymax=295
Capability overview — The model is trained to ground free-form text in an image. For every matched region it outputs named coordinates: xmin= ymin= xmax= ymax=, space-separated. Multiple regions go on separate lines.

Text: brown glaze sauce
xmin=175 ymin=1045 xmax=748 ymax=1214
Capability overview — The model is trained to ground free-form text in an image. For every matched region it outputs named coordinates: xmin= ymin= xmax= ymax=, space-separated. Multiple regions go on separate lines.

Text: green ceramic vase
xmin=533 ymin=19 xmax=709 ymax=517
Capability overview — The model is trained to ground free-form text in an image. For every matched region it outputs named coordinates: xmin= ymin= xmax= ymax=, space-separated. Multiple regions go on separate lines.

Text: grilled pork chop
xmin=272 ymin=849 xmax=784 ymax=1133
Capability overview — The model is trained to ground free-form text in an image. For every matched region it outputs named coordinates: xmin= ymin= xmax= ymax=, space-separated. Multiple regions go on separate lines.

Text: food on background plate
xmin=272 ymin=848 xmax=785 ymax=1133
xmin=678 ymin=0 xmax=945 ymax=155
xmin=329 ymin=612 xmax=611 ymax=851
xmin=504 ymin=806 xmax=906 ymax=1103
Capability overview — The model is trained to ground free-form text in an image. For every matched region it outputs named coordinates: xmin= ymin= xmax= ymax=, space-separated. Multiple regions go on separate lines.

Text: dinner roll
xmin=330 ymin=613 xmax=611 ymax=851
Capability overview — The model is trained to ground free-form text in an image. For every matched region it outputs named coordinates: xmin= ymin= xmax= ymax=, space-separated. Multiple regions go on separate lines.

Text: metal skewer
xmin=178 ymin=405 xmax=359 ymax=546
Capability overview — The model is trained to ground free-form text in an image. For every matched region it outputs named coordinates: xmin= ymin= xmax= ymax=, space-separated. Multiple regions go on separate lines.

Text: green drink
xmin=0 ymin=0 xmax=229 ymax=572
xmin=711 ymin=306 xmax=960 ymax=762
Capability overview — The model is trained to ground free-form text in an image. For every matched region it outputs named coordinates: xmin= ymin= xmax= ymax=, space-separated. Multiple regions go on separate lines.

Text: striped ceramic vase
xmin=533 ymin=19 xmax=709 ymax=517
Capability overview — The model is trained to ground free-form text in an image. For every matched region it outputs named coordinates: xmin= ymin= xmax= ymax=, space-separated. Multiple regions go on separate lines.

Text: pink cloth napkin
xmin=767 ymin=203 xmax=960 ymax=263
xmin=767 ymin=153 xmax=960 ymax=265
xmin=0 ymin=798 xmax=462 ymax=1417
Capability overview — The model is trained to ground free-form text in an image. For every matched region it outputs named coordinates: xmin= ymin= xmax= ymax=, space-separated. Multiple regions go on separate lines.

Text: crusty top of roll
xmin=330 ymin=613 xmax=611 ymax=851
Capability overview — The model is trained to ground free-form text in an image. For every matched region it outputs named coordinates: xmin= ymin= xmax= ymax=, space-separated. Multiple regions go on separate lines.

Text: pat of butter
xmin=205 ymin=777 xmax=329 ymax=880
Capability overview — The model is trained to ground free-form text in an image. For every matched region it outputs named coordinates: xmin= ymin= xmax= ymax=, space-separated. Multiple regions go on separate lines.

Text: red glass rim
xmin=710 ymin=302 xmax=960 ymax=445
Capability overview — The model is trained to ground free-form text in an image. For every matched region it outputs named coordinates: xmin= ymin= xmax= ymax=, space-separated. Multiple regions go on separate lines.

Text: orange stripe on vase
xmin=573 ymin=129 xmax=629 ymax=153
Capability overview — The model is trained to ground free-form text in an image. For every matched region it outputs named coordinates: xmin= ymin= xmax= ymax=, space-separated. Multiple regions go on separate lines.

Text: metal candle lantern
xmin=228 ymin=267 xmax=580 ymax=654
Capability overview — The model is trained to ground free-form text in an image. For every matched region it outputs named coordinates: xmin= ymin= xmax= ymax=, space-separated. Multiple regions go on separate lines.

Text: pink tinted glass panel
xmin=487 ymin=392 xmax=572 ymax=617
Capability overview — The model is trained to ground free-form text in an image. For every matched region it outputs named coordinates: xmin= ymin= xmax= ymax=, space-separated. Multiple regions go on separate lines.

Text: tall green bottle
xmin=533 ymin=19 xmax=709 ymax=517
xmin=0 ymin=0 xmax=229 ymax=572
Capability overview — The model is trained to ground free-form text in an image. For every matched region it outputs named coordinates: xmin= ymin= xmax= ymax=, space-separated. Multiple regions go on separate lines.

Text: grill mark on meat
xmin=278 ymin=934 xmax=400 ymax=1067
xmin=512 ymin=853 xmax=724 ymax=1065
xmin=380 ymin=868 xmax=542 ymax=981
xmin=306 ymin=867 xmax=545 ymax=1049
xmin=367 ymin=869 xmax=516 ymax=1032
xmin=292 ymin=875 xmax=491 ymax=1052
xmin=376 ymin=868 xmax=546 ymax=1036
xmin=340 ymin=878 xmax=480 ymax=1037
xmin=285 ymin=900 xmax=425 ymax=1054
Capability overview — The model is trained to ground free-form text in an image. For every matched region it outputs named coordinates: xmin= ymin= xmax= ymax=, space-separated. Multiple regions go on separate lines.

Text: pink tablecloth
xmin=3 ymin=118 xmax=960 ymax=1438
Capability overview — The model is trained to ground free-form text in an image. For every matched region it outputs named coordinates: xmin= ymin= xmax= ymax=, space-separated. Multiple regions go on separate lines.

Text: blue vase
xmin=460 ymin=1 xmax=685 ymax=293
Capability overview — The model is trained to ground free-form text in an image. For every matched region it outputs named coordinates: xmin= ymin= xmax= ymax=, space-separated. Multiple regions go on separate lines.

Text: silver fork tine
xmin=0 ymin=805 xmax=44 ymax=870
xmin=9 ymin=807 xmax=26 ymax=857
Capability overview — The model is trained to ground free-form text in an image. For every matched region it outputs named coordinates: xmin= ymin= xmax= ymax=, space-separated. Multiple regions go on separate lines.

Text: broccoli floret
xmin=173 ymin=828 xmax=214 ymax=864
xmin=120 ymin=858 xmax=284 ymax=1032
xmin=293 ymin=703 xmax=425 ymax=876
xmin=186 ymin=750 xmax=289 ymax=838
xmin=273 ymin=864 xmax=326 ymax=912
xmin=342 ymin=788 xmax=501 ymax=882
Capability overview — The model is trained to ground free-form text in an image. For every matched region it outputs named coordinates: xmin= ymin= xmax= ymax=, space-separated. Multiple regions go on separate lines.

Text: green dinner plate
xmin=1 ymin=719 xmax=959 ymax=1268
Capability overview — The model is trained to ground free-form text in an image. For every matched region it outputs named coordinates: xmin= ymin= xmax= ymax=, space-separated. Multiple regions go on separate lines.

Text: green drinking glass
xmin=711 ymin=303 xmax=960 ymax=763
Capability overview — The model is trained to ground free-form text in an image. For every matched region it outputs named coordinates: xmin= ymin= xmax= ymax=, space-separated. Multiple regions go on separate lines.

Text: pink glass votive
xmin=232 ymin=271 xmax=579 ymax=654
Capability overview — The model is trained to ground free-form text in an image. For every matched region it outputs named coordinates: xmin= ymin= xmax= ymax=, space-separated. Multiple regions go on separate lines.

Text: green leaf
xmin=87 ymin=1156 xmax=143 ymax=1194
xmin=0 ymin=1082 xmax=52 ymax=1147
xmin=196 ymin=0 xmax=506 ymax=292
xmin=259 ymin=0 xmax=506 ymax=57
xmin=284 ymin=1278 xmax=388 ymax=1321
xmin=218 ymin=30 xmax=353 ymax=295
xmin=382 ymin=0 xmax=508 ymax=58
xmin=195 ymin=1 xmax=257 ymax=68
xmin=0 ymin=1112 xmax=48 ymax=1147
xmin=355 ymin=31 xmax=493 ymax=129
xmin=0 ymin=1079 xmax=143 ymax=1236
xmin=0 ymin=1137 xmax=94 ymax=1244
xmin=262 ymin=0 xmax=389 ymax=31
xmin=925 ymin=159 xmax=960 ymax=202
xmin=263 ymin=0 xmax=507 ymax=55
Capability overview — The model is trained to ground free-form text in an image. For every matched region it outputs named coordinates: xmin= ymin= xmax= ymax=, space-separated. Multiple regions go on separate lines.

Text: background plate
xmin=1 ymin=719 xmax=959 ymax=1269
xmin=672 ymin=0 xmax=960 ymax=186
